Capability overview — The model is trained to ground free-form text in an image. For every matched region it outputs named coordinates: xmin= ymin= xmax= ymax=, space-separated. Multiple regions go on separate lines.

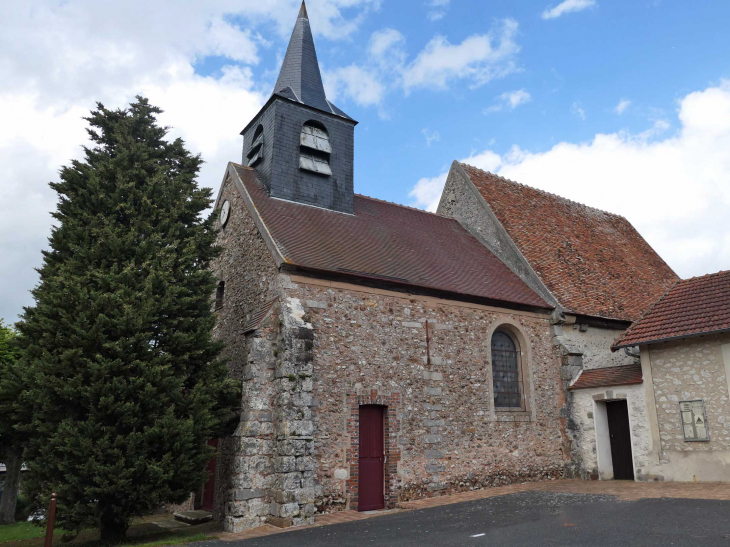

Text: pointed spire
xmin=298 ymin=0 xmax=308 ymax=20
xmin=272 ymin=1 xmax=339 ymax=115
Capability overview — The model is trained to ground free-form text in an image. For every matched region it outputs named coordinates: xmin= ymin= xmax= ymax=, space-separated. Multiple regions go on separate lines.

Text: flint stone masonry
xmin=212 ymin=164 xmax=571 ymax=530
xmin=436 ymin=160 xmax=639 ymax=481
xmin=291 ymin=280 xmax=567 ymax=507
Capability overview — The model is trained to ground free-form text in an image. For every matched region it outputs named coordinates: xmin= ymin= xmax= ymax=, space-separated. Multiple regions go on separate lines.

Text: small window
xmin=247 ymin=125 xmax=264 ymax=166
xmin=491 ymin=330 xmax=523 ymax=409
xmin=299 ymin=121 xmax=331 ymax=176
xmin=215 ymin=281 xmax=225 ymax=310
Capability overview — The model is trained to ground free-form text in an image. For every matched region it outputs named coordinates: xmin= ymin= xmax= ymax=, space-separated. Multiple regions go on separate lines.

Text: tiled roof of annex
xmin=612 ymin=270 xmax=730 ymax=349
xmin=569 ymin=363 xmax=643 ymax=390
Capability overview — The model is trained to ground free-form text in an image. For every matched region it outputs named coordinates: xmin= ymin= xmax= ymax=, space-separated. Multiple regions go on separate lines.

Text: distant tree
xmin=0 ymin=321 xmax=24 ymax=525
xmin=17 ymin=98 xmax=240 ymax=540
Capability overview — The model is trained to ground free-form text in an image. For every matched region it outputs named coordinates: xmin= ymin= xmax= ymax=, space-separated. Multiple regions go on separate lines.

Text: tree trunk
xmin=99 ymin=515 xmax=128 ymax=541
xmin=0 ymin=447 xmax=23 ymax=525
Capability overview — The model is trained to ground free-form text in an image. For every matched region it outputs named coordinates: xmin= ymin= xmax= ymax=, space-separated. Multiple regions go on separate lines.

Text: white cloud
xmin=542 ymin=0 xmax=597 ymax=20
xmin=410 ymin=80 xmax=730 ymax=279
xmin=323 ymin=64 xmax=386 ymax=107
xmin=422 ymin=128 xmax=441 ymax=147
xmin=0 ymin=0 xmax=378 ymax=322
xmin=484 ymin=89 xmax=532 ymax=113
xmin=402 ymin=19 xmax=520 ymax=93
xmin=323 ymin=28 xmax=405 ymax=113
xmin=326 ymin=20 xmax=521 ymax=110
xmin=615 ymin=98 xmax=631 ymax=114
xmin=426 ymin=0 xmax=450 ymax=21
xmin=368 ymin=28 xmax=407 ymax=64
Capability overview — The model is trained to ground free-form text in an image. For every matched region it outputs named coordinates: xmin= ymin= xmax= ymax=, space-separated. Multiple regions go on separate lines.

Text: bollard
xmin=44 ymin=493 xmax=57 ymax=547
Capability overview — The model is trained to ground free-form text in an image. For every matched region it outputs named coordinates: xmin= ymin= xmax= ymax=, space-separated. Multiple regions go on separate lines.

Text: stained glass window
xmin=491 ymin=331 xmax=523 ymax=409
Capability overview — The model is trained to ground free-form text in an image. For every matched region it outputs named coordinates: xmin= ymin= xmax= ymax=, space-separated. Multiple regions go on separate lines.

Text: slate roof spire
xmin=273 ymin=0 xmax=351 ymax=118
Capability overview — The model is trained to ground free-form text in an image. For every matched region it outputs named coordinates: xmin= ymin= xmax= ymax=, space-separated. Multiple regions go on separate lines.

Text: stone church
xmin=206 ymin=1 xmax=709 ymax=533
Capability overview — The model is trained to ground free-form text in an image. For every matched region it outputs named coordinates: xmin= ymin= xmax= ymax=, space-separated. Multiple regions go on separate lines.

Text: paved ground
xmin=197 ymin=490 xmax=730 ymax=546
xmin=196 ymin=480 xmax=730 ymax=547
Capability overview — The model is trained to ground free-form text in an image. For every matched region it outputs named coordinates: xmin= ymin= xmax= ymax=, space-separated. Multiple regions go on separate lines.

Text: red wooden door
xmin=201 ymin=438 xmax=218 ymax=511
xmin=358 ymin=405 xmax=385 ymax=511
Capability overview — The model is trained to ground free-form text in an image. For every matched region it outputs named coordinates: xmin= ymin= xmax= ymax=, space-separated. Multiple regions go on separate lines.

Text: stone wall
xmin=647 ymin=333 xmax=730 ymax=453
xmin=283 ymin=275 xmax=568 ymax=512
xmin=210 ymin=173 xmax=282 ymax=529
xmin=211 ymin=173 xmax=280 ymax=375
xmin=436 ymin=161 xmax=641 ymax=480
xmin=560 ymin=323 xmax=636 ymax=370
xmin=570 ymin=385 xmax=654 ymax=480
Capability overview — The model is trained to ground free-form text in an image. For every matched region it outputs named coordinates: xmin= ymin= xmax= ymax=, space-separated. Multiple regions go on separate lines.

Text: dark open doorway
xmin=358 ymin=405 xmax=385 ymax=511
xmin=606 ymin=400 xmax=634 ymax=480
xmin=200 ymin=438 xmax=218 ymax=511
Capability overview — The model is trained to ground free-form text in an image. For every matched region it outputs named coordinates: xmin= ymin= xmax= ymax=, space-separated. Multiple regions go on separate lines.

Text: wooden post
xmin=44 ymin=493 xmax=57 ymax=547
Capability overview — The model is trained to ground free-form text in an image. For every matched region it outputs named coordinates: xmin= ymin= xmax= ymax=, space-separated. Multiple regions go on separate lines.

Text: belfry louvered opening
xmin=247 ymin=125 xmax=264 ymax=167
xmin=299 ymin=121 xmax=332 ymax=176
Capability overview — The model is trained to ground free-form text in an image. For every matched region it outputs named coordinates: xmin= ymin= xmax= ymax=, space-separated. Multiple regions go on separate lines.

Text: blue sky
xmin=208 ymin=0 xmax=730 ymax=207
xmin=1 ymin=0 xmax=730 ymax=322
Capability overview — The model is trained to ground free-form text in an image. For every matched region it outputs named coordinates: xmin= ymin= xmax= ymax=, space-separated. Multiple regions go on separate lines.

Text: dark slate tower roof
xmin=273 ymin=1 xmax=351 ymax=119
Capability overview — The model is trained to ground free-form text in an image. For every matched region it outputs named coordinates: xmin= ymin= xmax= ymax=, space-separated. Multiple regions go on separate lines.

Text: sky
xmin=1 ymin=0 xmax=730 ymax=323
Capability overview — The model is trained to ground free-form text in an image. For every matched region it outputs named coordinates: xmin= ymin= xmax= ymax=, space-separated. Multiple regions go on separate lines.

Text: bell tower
xmin=240 ymin=1 xmax=357 ymax=214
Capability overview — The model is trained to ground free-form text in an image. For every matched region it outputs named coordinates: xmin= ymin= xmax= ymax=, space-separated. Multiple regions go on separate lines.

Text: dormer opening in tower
xmin=246 ymin=125 xmax=264 ymax=167
xmin=299 ymin=121 xmax=332 ymax=176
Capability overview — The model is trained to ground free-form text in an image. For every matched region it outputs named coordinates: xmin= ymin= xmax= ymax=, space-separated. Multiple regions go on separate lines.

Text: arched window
xmin=299 ymin=121 xmax=332 ymax=176
xmin=246 ymin=125 xmax=264 ymax=166
xmin=215 ymin=281 xmax=225 ymax=310
xmin=491 ymin=330 xmax=523 ymax=409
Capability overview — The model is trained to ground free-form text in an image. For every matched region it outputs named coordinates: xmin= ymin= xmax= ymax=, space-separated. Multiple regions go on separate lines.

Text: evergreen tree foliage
xmin=0 ymin=321 xmax=25 ymax=524
xmin=17 ymin=98 xmax=240 ymax=540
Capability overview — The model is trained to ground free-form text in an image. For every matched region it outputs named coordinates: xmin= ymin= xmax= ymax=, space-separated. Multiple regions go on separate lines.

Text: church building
xmin=206 ymin=0 xmax=716 ymax=534
xmin=210 ymin=2 xmax=569 ymax=532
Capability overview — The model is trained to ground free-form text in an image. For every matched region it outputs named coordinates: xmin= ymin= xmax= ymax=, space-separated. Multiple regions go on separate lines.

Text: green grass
xmin=74 ymin=532 xmax=214 ymax=547
xmin=0 ymin=521 xmax=47 ymax=543
xmin=131 ymin=532 xmax=212 ymax=547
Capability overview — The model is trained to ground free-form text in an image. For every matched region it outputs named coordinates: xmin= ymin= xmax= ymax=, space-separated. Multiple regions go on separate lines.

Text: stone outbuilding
xmin=610 ymin=270 xmax=730 ymax=482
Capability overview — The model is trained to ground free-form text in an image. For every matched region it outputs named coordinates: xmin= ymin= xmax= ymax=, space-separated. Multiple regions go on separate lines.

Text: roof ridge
xmin=611 ymin=278 xmax=680 ymax=350
xmin=679 ymin=269 xmax=730 ymax=284
xmin=234 ymin=164 xmax=449 ymax=219
xmin=356 ymin=193 xmax=452 ymax=219
xmin=459 ymin=162 xmax=627 ymax=220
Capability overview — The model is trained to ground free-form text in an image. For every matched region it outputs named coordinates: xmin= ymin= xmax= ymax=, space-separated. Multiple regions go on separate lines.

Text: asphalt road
xmin=196 ymin=491 xmax=730 ymax=547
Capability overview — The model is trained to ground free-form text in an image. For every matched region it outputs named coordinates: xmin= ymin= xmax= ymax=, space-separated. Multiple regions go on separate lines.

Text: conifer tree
xmin=17 ymin=98 xmax=239 ymax=540
xmin=0 ymin=321 xmax=24 ymax=525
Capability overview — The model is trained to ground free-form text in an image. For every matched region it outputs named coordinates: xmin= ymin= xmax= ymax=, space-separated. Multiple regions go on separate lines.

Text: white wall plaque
xmin=679 ymin=400 xmax=710 ymax=442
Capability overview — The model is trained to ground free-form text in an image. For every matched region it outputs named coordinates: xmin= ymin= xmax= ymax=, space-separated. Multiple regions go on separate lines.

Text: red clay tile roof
xmin=612 ymin=270 xmax=730 ymax=349
xmin=243 ymin=297 xmax=279 ymax=334
xmin=461 ymin=163 xmax=678 ymax=322
xmin=569 ymin=363 xmax=643 ymax=390
xmin=233 ymin=165 xmax=549 ymax=310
